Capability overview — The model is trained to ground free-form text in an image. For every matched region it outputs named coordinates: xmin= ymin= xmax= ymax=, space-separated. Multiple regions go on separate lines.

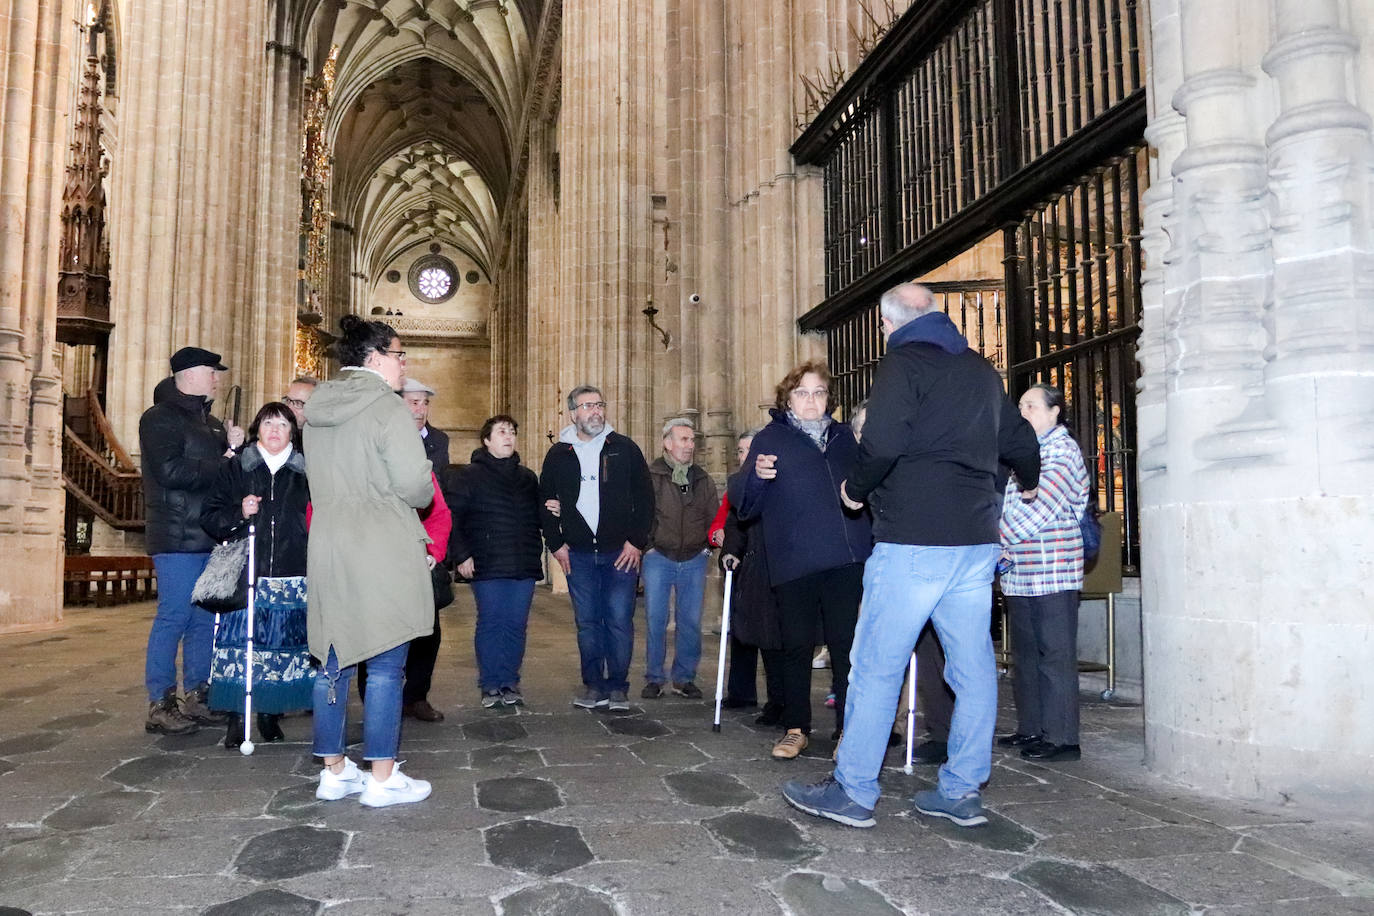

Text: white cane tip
xmin=240 ymin=740 xmax=255 ymax=756
xmin=903 ymin=765 xmax=914 ymax=775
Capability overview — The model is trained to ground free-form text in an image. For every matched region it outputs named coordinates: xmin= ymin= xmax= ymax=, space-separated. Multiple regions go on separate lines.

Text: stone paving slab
xmin=2 ymin=594 xmax=1373 ymax=915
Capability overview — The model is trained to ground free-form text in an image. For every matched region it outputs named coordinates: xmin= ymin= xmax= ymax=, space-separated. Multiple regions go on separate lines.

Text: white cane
xmin=240 ymin=522 xmax=257 ymax=756
xmin=712 ymin=568 xmax=735 ymax=732
xmin=903 ymin=650 xmax=917 ymax=775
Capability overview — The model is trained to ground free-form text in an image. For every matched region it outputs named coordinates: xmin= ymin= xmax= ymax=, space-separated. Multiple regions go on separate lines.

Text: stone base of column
xmin=0 ymin=535 xmax=63 ymax=633
xmin=1142 ymin=494 xmax=1374 ymax=816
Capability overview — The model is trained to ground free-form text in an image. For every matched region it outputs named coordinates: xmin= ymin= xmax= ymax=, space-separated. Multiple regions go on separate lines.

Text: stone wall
xmin=1141 ymin=0 xmax=1374 ymax=813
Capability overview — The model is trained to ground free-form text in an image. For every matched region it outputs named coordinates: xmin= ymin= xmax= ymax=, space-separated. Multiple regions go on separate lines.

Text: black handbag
xmin=191 ymin=538 xmax=250 ymax=613
xmin=431 ymin=564 xmax=455 ymax=611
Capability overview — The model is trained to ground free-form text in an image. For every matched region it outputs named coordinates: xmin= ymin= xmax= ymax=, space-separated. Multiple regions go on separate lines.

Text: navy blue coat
xmin=733 ymin=410 xmax=872 ymax=588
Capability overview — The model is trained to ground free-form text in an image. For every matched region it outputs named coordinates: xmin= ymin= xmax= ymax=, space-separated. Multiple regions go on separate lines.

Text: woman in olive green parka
xmin=303 ymin=315 xmax=435 ymax=808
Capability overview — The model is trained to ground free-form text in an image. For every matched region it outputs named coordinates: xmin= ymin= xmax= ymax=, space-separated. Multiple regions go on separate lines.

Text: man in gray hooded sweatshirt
xmin=540 ymin=385 xmax=654 ymax=711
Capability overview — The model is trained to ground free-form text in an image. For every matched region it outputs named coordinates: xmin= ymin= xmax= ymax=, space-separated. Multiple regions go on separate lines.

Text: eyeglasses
xmin=282 ymin=397 xmax=306 ymax=409
xmin=791 ymin=388 xmax=829 ymax=401
xmin=381 ymin=348 xmax=407 ymax=361
xmin=574 ymin=401 xmax=607 ymax=412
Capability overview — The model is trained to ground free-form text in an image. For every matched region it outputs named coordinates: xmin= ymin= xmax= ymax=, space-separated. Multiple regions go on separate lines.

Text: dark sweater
xmin=847 ymin=311 xmax=1041 ymax=545
xmin=445 ymin=448 xmax=544 ymax=582
xmin=734 ymin=410 xmax=873 ymax=587
xmin=540 ymin=431 xmax=654 ymax=553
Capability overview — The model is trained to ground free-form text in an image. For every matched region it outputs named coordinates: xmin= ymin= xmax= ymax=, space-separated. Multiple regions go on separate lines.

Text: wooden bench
xmin=64 ymin=555 xmax=158 ymax=607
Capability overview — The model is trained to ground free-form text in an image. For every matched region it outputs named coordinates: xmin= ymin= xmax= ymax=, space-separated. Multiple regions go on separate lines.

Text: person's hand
xmin=710 ymin=529 xmax=725 ymax=547
xmin=1020 ymin=486 xmax=1039 ymax=502
xmin=457 ymin=557 xmax=475 ymax=579
xmin=839 ymin=480 xmax=864 ymax=511
xmin=425 ymin=554 xmax=437 ymax=570
xmin=544 ymin=498 xmax=561 ymax=517
xmin=241 ymin=494 xmax=261 ymax=518
xmin=552 ymin=545 xmax=571 ymax=576
xmin=614 ymin=541 xmax=643 ymax=573
xmin=754 ymin=453 xmax=778 ymax=480
xmin=722 ymin=553 xmax=740 ymax=571
xmin=226 ymin=423 xmax=246 ymax=450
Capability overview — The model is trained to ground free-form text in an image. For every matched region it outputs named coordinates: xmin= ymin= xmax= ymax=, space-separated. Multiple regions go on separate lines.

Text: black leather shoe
xmin=721 ymin=696 xmax=757 ymax=709
xmin=997 ymin=732 xmax=1041 ymax=748
xmin=223 ymin=714 xmax=245 ymax=749
xmin=754 ymin=702 xmax=783 ymax=727
xmin=911 ymin=739 xmax=948 ymax=765
xmin=256 ymin=713 xmax=285 ymax=743
xmin=1021 ymin=741 xmax=1081 ymax=761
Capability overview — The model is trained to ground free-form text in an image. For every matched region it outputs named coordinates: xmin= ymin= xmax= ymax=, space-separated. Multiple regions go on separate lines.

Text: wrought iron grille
xmin=1006 ymin=144 xmax=1146 ymax=568
xmin=823 ymin=105 xmax=885 ymax=294
xmin=827 ymin=280 xmax=1006 ymax=420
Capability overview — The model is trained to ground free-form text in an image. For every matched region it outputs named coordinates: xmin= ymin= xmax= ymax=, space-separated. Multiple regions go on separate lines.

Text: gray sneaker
xmin=607 ymin=690 xmax=631 ymax=711
xmin=912 ymin=788 xmax=988 ymax=827
xmin=500 ymin=687 xmax=524 ymax=707
xmin=480 ymin=690 xmax=503 ymax=708
xmin=782 ymin=774 xmax=876 ymax=828
xmin=144 ymin=689 xmax=199 ymax=735
xmin=572 ymin=689 xmax=609 ymax=709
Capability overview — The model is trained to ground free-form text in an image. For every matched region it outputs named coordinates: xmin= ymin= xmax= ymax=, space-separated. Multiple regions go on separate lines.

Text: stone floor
xmin=2 ymin=591 xmax=1372 ymax=916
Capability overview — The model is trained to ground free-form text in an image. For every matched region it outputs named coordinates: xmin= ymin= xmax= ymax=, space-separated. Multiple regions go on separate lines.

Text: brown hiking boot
xmin=145 ymin=689 xmax=199 ymax=735
xmin=182 ymin=683 xmax=229 ymax=725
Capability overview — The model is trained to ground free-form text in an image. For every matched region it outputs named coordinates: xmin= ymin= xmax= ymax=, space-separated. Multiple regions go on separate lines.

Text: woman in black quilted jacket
xmin=445 ymin=414 xmax=544 ymax=708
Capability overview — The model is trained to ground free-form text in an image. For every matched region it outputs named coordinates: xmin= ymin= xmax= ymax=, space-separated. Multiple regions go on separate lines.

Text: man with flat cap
xmin=139 ymin=346 xmax=245 ymax=734
xmin=402 ymin=377 xmax=450 ymax=472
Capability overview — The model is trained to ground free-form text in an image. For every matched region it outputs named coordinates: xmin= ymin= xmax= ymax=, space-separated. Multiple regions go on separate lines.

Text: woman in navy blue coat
xmin=734 ymin=361 xmax=871 ymax=759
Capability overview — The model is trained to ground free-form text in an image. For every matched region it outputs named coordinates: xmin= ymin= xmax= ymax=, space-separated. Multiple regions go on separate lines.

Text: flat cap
xmin=402 ymin=377 xmax=436 ymax=396
xmin=169 ymin=347 xmax=228 ymax=373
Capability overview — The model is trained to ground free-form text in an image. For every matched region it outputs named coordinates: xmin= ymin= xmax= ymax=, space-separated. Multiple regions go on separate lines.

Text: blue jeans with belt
xmin=146 ymin=552 xmax=214 ymax=701
xmin=312 ymin=642 xmax=409 ymax=761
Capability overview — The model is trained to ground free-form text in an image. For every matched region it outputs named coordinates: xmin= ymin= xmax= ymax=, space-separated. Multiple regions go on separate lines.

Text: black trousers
xmin=915 ymin=621 xmax=955 ymax=742
xmin=357 ymin=605 xmax=442 ymax=705
xmin=725 ymin=636 xmax=783 ymax=706
xmin=773 ymin=563 xmax=864 ymax=734
xmin=1005 ymin=591 xmax=1080 ymax=745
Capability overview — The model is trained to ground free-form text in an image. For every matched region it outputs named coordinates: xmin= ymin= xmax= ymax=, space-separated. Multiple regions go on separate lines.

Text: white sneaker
xmin=358 ymin=766 xmax=432 ymax=808
xmin=316 ymin=758 xmax=366 ymax=801
xmin=812 ymin=647 xmax=831 ymax=669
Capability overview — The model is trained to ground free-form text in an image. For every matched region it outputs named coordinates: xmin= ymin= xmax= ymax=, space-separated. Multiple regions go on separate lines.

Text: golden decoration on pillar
xmin=296 ymin=45 xmax=338 ymax=376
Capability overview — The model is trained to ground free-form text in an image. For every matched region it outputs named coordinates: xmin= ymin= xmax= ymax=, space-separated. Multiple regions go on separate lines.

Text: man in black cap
xmin=139 ymin=346 xmax=246 ymax=734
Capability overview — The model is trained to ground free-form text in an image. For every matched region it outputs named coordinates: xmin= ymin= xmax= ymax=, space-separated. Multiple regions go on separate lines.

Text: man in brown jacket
xmin=641 ymin=418 xmax=719 ymax=699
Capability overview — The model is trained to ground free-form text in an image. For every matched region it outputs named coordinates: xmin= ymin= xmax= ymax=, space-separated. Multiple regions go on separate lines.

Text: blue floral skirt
xmin=208 ymin=576 xmax=315 ymax=714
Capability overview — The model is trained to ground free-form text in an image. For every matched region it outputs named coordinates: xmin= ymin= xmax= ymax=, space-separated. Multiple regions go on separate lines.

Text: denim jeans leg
xmin=502 ymin=578 xmax=536 ymax=688
xmin=361 ymin=642 xmax=410 ymax=761
xmin=929 ymin=544 xmax=1000 ymax=799
xmin=311 ymin=647 xmax=355 ymax=757
xmin=146 ymin=553 xmax=211 ymax=701
xmin=566 ymin=550 xmax=606 ymax=690
xmin=472 ymin=579 xmax=502 ymax=690
xmin=670 ymin=552 xmax=709 ymax=684
xmin=641 ymin=550 xmax=673 ymax=684
xmin=601 ymin=557 xmax=639 ymax=694
xmin=835 ymin=544 xmax=933 ymax=809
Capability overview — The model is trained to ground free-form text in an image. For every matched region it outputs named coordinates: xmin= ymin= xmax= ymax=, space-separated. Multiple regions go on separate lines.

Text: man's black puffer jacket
xmin=445 ymin=448 xmax=544 ymax=582
xmin=139 ymin=377 xmax=230 ymax=555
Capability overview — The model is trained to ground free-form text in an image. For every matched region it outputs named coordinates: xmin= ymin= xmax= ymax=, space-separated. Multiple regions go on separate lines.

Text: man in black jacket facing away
xmin=540 ymin=385 xmax=653 ymax=712
xmin=139 ymin=347 xmax=244 ymax=734
xmin=782 ymin=283 xmax=1041 ymax=830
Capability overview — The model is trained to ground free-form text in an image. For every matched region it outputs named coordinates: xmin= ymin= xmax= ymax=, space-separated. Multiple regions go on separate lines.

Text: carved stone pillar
xmin=0 ymin=0 xmax=78 ymax=630
xmin=1141 ymin=0 xmax=1374 ymax=814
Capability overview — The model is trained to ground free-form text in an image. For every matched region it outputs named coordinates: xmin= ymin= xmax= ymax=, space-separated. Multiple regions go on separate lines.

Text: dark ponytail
xmin=336 ymin=314 xmax=397 ymax=367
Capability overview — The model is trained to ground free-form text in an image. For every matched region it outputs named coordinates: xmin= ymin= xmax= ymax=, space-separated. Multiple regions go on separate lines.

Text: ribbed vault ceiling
xmin=289 ymin=0 xmax=541 ymax=289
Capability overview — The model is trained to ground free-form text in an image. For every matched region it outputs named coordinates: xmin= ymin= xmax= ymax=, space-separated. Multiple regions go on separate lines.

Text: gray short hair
xmin=662 ymin=417 xmax=694 ymax=438
xmin=738 ymin=427 xmax=763 ymax=442
xmin=567 ymin=385 xmax=603 ymax=412
xmin=879 ymin=283 xmax=938 ymax=328
xmin=290 ymin=376 xmax=318 ymax=388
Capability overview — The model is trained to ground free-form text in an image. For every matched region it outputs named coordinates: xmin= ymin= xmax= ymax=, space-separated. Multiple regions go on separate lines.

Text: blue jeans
xmin=472 ymin=578 xmax=536 ymax=691
xmin=312 ymin=643 xmax=409 ymax=761
xmin=641 ymin=549 xmax=709 ymax=685
xmin=566 ymin=549 xmax=639 ymax=695
xmin=146 ymin=553 xmax=214 ymax=701
xmin=836 ymin=542 xmax=1000 ymax=808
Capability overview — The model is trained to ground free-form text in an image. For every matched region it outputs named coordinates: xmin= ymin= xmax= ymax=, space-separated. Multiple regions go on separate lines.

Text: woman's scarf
xmin=786 ymin=410 xmax=833 ymax=451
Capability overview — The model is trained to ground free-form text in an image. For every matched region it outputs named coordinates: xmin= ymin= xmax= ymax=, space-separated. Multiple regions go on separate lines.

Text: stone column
xmin=0 ymin=0 xmax=78 ymax=630
xmin=1141 ymin=0 xmax=1374 ymax=814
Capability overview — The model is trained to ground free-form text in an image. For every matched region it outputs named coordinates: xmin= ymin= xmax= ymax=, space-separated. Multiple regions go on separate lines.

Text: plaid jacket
xmin=999 ymin=424 xmax=1090 ymax=596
